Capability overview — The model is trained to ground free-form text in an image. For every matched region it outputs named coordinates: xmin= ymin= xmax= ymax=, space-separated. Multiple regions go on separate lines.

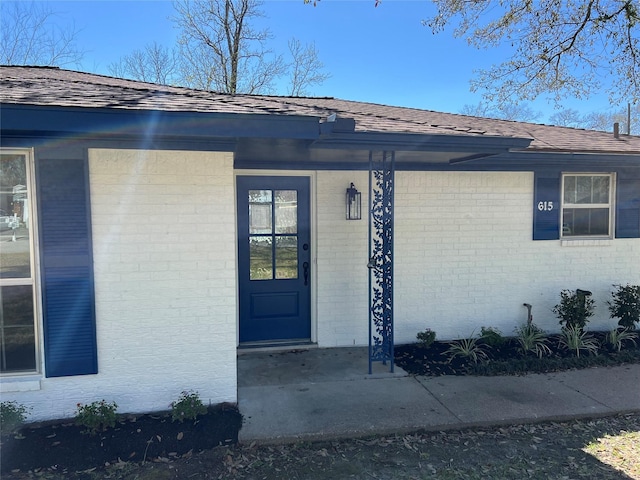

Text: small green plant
xmin=416 ymin=328 xmax=436 ymax=348
xmin=445 ymin=335 xmax=489 ymax=365
xmin=552 ymin=289 xmax=595 ymax=331
xmin=515 ymin=323 xmax=551 ymax=358
xmin=171 ymin=390 xmax=207 ymax=423
xmin=608 ymin=284 xmax=640 ymax=329
xmin=480 ymin=326 xmax=505 ymax=347
xmin=605 ymin=327 xmax=638 ymax=352
xmin=0 ymin=401 xmax=30 ymax=433
xmin=75 ymin=400 xmax=118 ymax=434
xmin=558 ymin=325 xmax=599 ymax=357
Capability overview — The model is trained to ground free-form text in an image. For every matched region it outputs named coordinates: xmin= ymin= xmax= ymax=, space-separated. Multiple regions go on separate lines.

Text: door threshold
xmin=238 ymin=339 xmax=316 ymax=353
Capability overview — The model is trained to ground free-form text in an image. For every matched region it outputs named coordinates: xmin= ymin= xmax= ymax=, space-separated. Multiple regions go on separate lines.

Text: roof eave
xmin=0 ymin=103 xmax=323 ymax=141
xmin=312 ymin=131 xmax=533 ymax=154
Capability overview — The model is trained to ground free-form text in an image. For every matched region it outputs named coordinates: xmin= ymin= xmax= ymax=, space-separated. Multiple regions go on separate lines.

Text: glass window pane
xmin=563 ymin=208 xmax=610 ymax=236
xmin=575 ymin=176 xmax=592 ymax=204
xmin=562 ymin=209 xmax=574 ymax=235
xmin=249 ymin=190 xmax=272 ymax=234
xmin=588 ymin=208 xmax=610 ymax=235
xmin=275 ymin=236 xmax=298 ymax=279
xmin=250 ymin=236 xmax=272 ymax=280
xmin=563 ymin=176 xmax=576 ymax=204
xmin=275 ymin=190 xmax=297 ymax=234
xmin=592 ymin=176 xmax=610 ymax=203
xmin=1 ymin=285 xmax=36 ymax=373
xmin=0 ymin=154 xmax=31 ymax=279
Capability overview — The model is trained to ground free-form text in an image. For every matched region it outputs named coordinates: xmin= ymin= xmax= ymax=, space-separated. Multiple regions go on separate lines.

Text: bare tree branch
xmin=106 ymin=0 xmax=331 ymax=95
xmin=172 ymin=0 xmax=285 ymax=94
xmin=108 ymin=43 xmax=179 ymax=85
xmin=0 ymin=1 xmax=84 ymax=67
xmin=287 ymin=38 xmax=331 ymax=96
xmin=424 ymin=0 xmax=640 ymax=106
xmin=460 ymin=102 xmax=542 ymax=122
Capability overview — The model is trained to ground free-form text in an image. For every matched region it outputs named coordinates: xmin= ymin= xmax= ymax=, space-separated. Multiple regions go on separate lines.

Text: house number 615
xmin=537 ymin=201 xmax=554 ymax=211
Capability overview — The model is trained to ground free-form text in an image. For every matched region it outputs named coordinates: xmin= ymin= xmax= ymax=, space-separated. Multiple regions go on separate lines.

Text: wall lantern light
xmin=346 ymin=182 xmax=362 ymax=220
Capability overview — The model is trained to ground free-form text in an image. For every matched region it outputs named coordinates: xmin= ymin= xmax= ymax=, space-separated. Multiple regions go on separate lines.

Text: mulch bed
xmin=0 ymin=403 xmax=242 ymax=475
xmin=395 ymin=331 xmax=640 ymax=376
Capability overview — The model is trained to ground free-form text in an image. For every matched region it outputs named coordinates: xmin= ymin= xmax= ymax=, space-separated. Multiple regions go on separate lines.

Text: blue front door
xmin=237 ymin=176 xmax=311 ymax=343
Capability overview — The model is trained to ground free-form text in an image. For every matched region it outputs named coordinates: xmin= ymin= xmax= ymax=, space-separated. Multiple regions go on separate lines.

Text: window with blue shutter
xmin=534 ymin=171 xmax=640 ymax=241
xmin=36 ymin=153 xmax=98 ymax=377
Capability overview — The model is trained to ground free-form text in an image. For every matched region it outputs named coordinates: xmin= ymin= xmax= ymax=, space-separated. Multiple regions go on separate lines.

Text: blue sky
xmin=42 ymin=0 xmax=615 ymax=122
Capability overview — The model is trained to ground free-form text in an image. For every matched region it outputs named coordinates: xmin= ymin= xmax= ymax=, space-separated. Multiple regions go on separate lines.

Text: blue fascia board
xmin=489 ymin=150 xmax=640 ymax=168
xmin=1 ymin=103 xmax=322 ymax=141
xmin=1 ymin=132 xmax=239 ymax=152
xmin=235 ymin=150 xmax=640 ymax=172
xmin=312 ymin=131 xmax=532 ymax=153
xmin=4 ymin=103 xmax=639 ymax=169
xmin=2 ymin=104 xmax=533 ymax=155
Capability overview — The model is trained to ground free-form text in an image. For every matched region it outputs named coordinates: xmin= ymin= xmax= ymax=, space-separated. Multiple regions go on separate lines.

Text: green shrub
xmin=445 ymin=335 xmax=489 ymax=365
xmin=552 ymin=289 xmax=595 ymax=331
xmin=480 ymin=326 xmax=505 ymax=347
xmin=608 ymin=284 xmax=640 ymax=329
xmin=515 ymin=323 xmax=551 ymax=358
xmin=416 ymin=328 xmax=436 ymax=348
xmin=0 ymin=401 xmax=30 ymax=433
xmin=171 ymin=390 xmax=207 ymax=423
xmin=75 ymin=400 xmax=118 ymax=435
xmin=605 ymin=327 xmax=638 ymax=352
xmin=558 ymin=325 xmax=599 ymax=357
xmin=470 ymin=349 xmax=640 ymax=376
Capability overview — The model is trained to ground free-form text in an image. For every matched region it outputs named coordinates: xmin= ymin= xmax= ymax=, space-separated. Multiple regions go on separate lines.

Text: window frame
xmin=561 ymin=172 xmax=616 ymax=239
xmin=0 ymin=148 xmax=42 ymax=376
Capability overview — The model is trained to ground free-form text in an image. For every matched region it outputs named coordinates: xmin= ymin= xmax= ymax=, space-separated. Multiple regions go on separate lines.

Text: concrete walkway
xmin=237 ymin=347 xmax=640 ymax=444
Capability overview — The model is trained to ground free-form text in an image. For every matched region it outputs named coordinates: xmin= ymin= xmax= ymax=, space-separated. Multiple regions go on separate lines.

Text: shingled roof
xmin=2 ymin=65 xmax=640 ymax=155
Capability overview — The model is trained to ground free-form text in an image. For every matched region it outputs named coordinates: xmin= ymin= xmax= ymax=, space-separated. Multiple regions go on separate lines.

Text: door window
xmin=249 ymin=190 xmax=298 ymax=280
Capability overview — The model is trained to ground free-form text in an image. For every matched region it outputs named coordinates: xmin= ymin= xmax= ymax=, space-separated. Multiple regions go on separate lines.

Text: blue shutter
xmin=36 ymin=154 xmax=98 ymax=377
xmin=616 ymin=177 xmax=640 ymax=238
xmin=533 ymin=173 xmax=561 ymax=240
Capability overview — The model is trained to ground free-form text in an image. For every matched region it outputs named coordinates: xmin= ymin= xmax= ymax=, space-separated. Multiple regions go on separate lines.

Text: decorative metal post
xmin=368 ymin=151 xmax=395 ymax=374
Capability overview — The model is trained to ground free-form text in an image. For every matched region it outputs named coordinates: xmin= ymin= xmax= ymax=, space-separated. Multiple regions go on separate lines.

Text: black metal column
xmin=368 ymin=151 xmax=395 ymax=374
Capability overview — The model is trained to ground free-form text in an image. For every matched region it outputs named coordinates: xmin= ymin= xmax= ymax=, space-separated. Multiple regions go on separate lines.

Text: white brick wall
xmin=316 ymin=171 xmax=370 ymax=346
xmin=316 ymin=170 xmax=640 ymax=346
xmin=3 ymin=149 xmax=238 ymax=422
xmin=394 ymin=171 xmax=640 ymax=342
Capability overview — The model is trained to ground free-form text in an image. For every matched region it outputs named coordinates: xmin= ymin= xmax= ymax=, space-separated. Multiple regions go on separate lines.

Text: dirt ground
xmin=4 ymin=413 xmax=639 ymax=479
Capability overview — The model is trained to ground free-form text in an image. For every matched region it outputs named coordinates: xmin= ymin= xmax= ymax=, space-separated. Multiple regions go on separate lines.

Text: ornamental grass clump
xmin=445 ymin=335 xmax=489 ymax=365
xmin=605 ymin=327 xmax=638 ymax=352
xmin=558 ymin=325 xmax=599 ymax=357
xmin=75 ymin=400 xmax=118 ymax=435
xmin=608 ymin=284 xmax=640 ymax=329
xmin=515 ymin=323 xmax=551 ymax=358
xmin=171 ymin=390 xmax=207 ymax=423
